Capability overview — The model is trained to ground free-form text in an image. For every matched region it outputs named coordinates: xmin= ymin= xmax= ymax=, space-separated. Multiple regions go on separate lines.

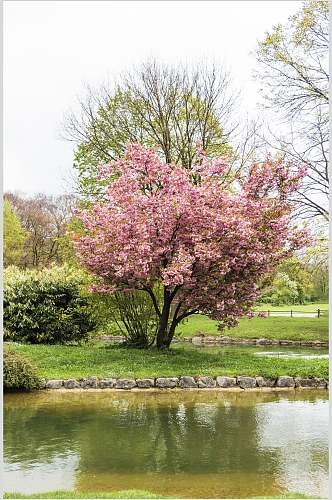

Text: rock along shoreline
xmin=98 ymin=335 xmax=328 ymax=347
xmin=41 ymin=375 xmax=328 ymax=391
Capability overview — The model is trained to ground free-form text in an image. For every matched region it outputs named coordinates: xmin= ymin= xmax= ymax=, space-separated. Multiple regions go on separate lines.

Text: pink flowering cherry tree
xmin=73 ymin=144 xmax=306 ymax=349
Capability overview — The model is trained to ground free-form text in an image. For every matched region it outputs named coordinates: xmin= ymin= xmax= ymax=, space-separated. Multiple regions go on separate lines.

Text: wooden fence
xmin=260 ymin=309 xmax=328 ymax=318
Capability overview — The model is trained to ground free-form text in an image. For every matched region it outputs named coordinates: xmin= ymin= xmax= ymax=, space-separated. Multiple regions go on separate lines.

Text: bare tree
xmin=259 ymin=109 xmax=328 ymax=220
xmin=255 ymin=0 xmax=329 ymax=220
xmin=229 ymin=117 xmax=266 ymax=175
xmin=256 ymin=0 xmax=328 ymax=118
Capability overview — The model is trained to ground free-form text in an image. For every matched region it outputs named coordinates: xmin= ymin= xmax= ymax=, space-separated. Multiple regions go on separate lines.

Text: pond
xmin=4 ymin=390 xmax=328 ymax=498
xmin=189 ymin=342 xmax=328 ymax=358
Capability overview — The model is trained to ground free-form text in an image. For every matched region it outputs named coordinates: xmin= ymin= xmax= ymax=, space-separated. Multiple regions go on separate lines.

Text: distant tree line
xmin=4 ymin=192 xmax=76 ymax=268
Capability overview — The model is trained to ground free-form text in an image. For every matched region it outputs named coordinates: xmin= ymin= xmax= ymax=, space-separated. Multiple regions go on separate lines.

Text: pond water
xmin=102 ymin=339 xmax=329 ymax=358
xmin=189 ymin=342 xmax=328 ymax=357
xmin=4 ymin=390 xmax=328 ymax=498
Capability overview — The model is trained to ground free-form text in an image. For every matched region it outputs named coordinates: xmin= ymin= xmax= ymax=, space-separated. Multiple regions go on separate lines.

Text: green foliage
xmin=258 ymin=251 xmax=328 ymax=306
xmin=257 ymin=0 xmax=328 ymax=112
xmin=56 ymin=217 xmax=86 ymax=266
xmin=71 ymin=83 xmax=233 ymax=201
xmin=4 ymin=265 xmax=98 ymax=344
xmin=260 ymin=271 xmax=306 ymax=306
xmin=278 ymin=257 xmax=314 ymax=303
xmin=304 ymin=237 xmax=328 ymax=301
xmin=4 ymin=349 xmax=42 ymax=391
xmin=3 ymin=199 xmax=27 ymax=267
xmin=291 ymin=0 xmax=328 ymax=49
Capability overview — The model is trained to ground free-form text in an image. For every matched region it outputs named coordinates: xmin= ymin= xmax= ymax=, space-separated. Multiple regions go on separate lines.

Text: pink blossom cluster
xmin=72 ymin=144 xmax=306 ymax=328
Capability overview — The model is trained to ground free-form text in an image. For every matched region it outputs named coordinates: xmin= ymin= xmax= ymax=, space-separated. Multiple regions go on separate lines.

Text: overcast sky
xmin=4 ymin=0 xmax=302 ymax=196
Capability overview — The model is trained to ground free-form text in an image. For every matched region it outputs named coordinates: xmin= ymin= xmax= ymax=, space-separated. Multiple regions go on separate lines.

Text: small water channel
xmin=4 ymin=390 xmax=328 ymax=498
xmin=189 ymin=342 xmax=328 ymax=359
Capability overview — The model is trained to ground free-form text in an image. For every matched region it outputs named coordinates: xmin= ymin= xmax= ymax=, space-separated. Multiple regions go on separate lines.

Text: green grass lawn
xmin=177 ymin=315 xmax=328 ymax=342
xmin=254 ymin=303 xmax=328 ymax=313
xmin=4 ymin=491 xmax=170 ymax=499
xmin=8 ymin=342 xmax=328 ymax=380
xmin=3 ymin=491 xmax=319 ymax=499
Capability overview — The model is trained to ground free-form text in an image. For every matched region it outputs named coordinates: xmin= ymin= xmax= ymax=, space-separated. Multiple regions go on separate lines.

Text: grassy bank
xmin=3 ymin=492 xmax=320 ymax=499
xmin=4 ymin=491 xmax=169 ymax=499
xmin=8 ymin=342 xmax=328 ymax=380
xmin=254 ymin=303 xmax=328 ymax=313
xmin=177 ymin=315 xmax=328 ymax=341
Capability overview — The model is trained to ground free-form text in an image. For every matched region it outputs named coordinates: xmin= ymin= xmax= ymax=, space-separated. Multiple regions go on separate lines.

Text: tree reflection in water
xmin=4 ymin=390 xmax=328 ymax=498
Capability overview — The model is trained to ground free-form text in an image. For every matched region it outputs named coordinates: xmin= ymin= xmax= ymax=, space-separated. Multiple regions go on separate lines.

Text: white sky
xmin=4 ymin=0 xmax=302 ymax=195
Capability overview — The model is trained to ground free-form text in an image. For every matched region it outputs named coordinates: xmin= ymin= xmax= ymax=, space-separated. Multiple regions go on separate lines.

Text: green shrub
xmin=94 ymin=287 xmax=161 ymax=348
xmin=4 ymin=349 xmax=42 ymax=390
xmin=4 ymin=265 xmax=97 ymax=344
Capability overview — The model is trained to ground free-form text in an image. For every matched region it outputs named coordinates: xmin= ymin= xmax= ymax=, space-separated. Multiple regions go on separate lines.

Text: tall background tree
xmin=256 ymin=0 xmax=329 ymax=221
xmin=4 ymin=199 xmax=27 ymax=267
xmin=303 ymin=233 xmax=328 ymax=300
xmin=63 ymin=61 xmax=262 ymax=202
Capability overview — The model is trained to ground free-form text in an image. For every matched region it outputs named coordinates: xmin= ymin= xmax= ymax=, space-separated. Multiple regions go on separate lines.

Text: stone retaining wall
xmin=188 ymin=336 xmax=328 ymax=347
xmin=97 ymin=335 xmax=328 ymax=347
xmin=42 ymin=375 xmax=328 ymax=390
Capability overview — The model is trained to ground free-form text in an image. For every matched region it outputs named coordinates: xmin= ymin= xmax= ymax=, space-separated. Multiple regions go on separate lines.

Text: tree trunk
xmin=164 ymin=322 xmax=177 ymax=348
xmin=156 ymin=290 xmax=172 ymax=349
xmin=155 ymin=289 xmax=191 ymax=349
xmin=156 ymin=308 xmax=180 ymax=349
